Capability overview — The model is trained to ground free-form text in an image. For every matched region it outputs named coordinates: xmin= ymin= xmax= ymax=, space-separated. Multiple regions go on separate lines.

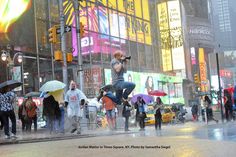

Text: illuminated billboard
xmin=63 ymin=0 xmax=152 ymax=56
xmin=157 ymin=0 xmax=185 ymax=71
xmin=104 ymin=69 xmax=184 ymax=104
xmin=198 ymin=48 xmax=209 ymax=92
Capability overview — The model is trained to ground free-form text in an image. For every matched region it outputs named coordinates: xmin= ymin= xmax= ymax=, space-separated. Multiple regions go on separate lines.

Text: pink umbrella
xmin=148 ymin=90 xmax=167 ymax=97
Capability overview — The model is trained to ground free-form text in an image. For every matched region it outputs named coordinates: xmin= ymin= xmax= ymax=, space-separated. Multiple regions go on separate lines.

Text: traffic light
xmin=194 ymin=74 xmax=199 ymax=84
xmin=80 ymin=22 xmax=85 ymax=38
xmin=48 ymin=26 xmax=57 ymax=43
xmin=67 ymin=53 xmax=73 ymax=63
xmin=54 ymin=50 xmax=62 ymax=61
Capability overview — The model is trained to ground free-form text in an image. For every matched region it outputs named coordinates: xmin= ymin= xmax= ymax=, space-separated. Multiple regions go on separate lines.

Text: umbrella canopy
xmin=25 ymin=92 xmax=41 ymax=98
xmin=148 ymin=90 xmax=167 ymax=97
xmin=39 ymin=80 xmax=66 ymax=92
xmin=0 ymin=80 xmax=22 ymax=93
xmin=48 ymin=89 xmax=64 ymax=103
xmin=131 ymin=93 xmax=154 ymax=104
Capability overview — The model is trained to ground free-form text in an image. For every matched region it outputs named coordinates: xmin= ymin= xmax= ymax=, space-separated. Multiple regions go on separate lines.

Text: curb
xmin=0 ymin=130 xmax=137 ymax=146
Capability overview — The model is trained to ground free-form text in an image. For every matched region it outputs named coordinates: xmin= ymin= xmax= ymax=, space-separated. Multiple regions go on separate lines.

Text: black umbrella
xmin=25 ymin=92 xmax=41 ymax=98
xmin=0 ymin=80 xmax=22 ymax=93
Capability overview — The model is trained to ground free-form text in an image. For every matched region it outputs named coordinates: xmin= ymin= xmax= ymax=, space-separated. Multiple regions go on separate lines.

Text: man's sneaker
xmin=77 ymin=130 xmax=81 ymax=134
xmin=70 ymin=128 xmax=77 ymax=133
xmin=5 ymin=135 xmax=10 ymax=139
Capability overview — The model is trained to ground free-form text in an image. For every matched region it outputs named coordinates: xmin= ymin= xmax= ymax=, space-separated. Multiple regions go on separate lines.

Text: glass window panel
xmin=117 ymin=0 xmax=125 ymax=13
xmin=109 ymin=10 xmax=119 ymax=37
xmin=136 ymin=18 xmax=145 ymax=44
xmin=138 ymin=43 xmax=146 ymax=69
xmin=129 ymin=41 xmax=138 ymax=71
xmin=89 ymin=32 xmax=101 ymax=63
xmin=126 ymin=15 xmax=136 ymax=42
xmin=134 ymin=0 xmax=142 ymax=18
xmin=23 ymin=57 xmax=39 ymax=92
xmin=126 ymin=0 xmax=135 ymax=15
xmin=100 ymin=34 xmax=111 ymax=63
xmin=98 ymin=6 xmax=109 ymax=35
xmin=108 ymin=0 xmax=117 ymax=9
xmin=88 ymin=2 xmax=99 ymax=32
xmin=145 ymin=45 xmax=154 ymax=70
xmin=118 ymin=13 xmax=127 ymax=39
xmin=142 ymin=0 xmax=150 ymax=20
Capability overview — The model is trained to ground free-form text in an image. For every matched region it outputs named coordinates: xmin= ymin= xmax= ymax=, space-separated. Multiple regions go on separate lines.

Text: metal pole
xmin=33 ymin=0 xmax=41 ymax=90
xmin=73 ymin=0 xmax=84 ymax=91
xmin=21 ymin=59 xmax=25 ymax=95
xmin=47 ymin=0 xmax=55 ymax=80
xmin=216 ymin=52 xmax=224 ymax=123
xmin=59 ymin=0 xmax=68 ymax=88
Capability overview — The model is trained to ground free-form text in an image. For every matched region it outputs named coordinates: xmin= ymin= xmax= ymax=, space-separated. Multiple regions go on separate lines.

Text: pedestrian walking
xmin=122 ymin=100 xmax=131 ymax=131
xmin=101 ymin=90 xmax=117 ymax=131
xmin=0 ymin=87 xmax=17 ymax=139
xmin=65 ymin=80 xmax=87 ymax=134
xmin=191 ymin=104 xmax=199 ymax=121
xmin=42 ymin=93 xmax=61 ymax=133
xmin=134 ymin=96 xmax=147 ymax=131
xmin=224 ymin=90 xmax=233 ymax=121
xmin=203 ymin=95 xmax=218 ymax=123
xmin=25 ymin=96 xmax=38 ymax=132
xmin=110 ymin=50 xmax=135 ymax=105
xmin=154 ymin=97 xmax=163 ymax=130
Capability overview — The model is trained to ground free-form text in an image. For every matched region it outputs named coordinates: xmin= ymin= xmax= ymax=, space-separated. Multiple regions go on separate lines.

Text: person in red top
xmin=101 ymin=91 xmax=116 ymax=130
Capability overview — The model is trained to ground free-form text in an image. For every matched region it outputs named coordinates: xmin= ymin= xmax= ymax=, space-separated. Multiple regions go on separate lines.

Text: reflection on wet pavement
xmin=126 ymin=121 xmax=236 ymax=142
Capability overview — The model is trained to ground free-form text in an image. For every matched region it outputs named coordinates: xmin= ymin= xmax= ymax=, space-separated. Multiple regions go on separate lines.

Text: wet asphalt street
xmin=1 ymin=121 xmax=236 ymax=157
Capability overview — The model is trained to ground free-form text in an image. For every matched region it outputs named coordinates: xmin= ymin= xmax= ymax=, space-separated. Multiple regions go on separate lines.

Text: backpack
xmin=25 ymin=100 xmax=37 ymax=118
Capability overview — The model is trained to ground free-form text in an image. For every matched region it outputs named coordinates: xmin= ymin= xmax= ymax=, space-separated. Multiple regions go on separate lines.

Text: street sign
xmin=56 ymin=25 xmax=72 ymax=34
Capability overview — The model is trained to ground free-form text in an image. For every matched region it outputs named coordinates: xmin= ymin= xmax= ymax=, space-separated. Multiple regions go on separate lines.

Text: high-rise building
xmin=212 ymin=0 xmax=236 ymax=51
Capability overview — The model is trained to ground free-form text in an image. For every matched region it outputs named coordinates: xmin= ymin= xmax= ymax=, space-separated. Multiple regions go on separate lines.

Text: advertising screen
xmin=158 ymin=0 xmax=185 ymax=71
xmin=63 ymin=0 xmax=152 ymax=56
xmin=158 ymin=2 xmax=173 ymax=71
xmin=168 ymin=0 xmax=185 ymax=70
xmin=104 ymin=69 xmax=184 ymax=105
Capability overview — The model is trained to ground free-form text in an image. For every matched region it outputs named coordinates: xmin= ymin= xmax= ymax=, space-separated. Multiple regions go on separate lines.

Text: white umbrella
xmin=39 ymin=80 xmax=66 ymax=92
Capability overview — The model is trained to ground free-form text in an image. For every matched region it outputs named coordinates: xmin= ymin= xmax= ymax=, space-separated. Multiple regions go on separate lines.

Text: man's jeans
xmin=113 ymin=81 xmax=135 ymax=104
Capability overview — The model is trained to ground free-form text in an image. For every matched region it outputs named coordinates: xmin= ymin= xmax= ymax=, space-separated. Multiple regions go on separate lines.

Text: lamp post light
xmin=1 ymin=49 xmax=24 ymax=94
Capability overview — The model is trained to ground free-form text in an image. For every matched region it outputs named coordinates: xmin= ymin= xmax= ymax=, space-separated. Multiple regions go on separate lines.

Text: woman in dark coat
xmin=134 ymin=96 xmax=146 ymax=131
xmin=43 ymin=93 xmax=61 ymax=133
xmin=122 ymin=100 xmax=131 ymax=131
xmin=154 ymin=97 xmax=163 ymax=130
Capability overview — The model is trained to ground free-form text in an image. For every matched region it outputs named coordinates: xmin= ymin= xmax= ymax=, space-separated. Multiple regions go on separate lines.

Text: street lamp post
xmin=1 ymin=49 xmax=24 ymax=94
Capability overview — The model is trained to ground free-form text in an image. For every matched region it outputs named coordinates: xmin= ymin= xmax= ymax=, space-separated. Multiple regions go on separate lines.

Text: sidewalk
xmin=0 ymin=125 xmax=139 ymax=145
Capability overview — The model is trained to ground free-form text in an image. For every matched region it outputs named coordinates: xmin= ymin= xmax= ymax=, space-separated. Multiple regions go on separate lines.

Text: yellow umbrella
xmin=49 ymin=89 xmax=64 ymax=103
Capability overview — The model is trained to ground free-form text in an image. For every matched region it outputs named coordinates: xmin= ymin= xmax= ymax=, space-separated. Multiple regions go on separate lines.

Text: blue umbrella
xmin=131 ymin=93 xmax=154 ymax=104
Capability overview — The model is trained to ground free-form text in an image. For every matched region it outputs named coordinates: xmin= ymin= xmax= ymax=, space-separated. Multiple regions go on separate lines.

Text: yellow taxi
xmin=145 ymin=105 xmax=155 ymax=125
xmin=162 ymin=107 xmax=176 ymax=123
xmin=145 ymin=106 xmax=176 ymax=124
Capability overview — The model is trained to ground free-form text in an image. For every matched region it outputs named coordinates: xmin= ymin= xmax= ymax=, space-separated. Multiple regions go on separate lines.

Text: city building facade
xmin=0 ymin=0 xmax=215 ymax=105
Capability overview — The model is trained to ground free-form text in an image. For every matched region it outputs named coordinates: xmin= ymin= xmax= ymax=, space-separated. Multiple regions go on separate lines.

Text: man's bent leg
xmin=122 ymin=82 xmax=136 ymax=99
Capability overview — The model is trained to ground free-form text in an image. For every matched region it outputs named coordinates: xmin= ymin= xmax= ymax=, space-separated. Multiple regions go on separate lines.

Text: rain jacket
xmin=65 ymin=89 xmax=87 ymax=117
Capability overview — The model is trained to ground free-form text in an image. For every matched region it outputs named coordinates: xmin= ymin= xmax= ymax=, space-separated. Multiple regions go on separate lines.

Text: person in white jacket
xmin=65 ymin=80 xmax=87 ymax=134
